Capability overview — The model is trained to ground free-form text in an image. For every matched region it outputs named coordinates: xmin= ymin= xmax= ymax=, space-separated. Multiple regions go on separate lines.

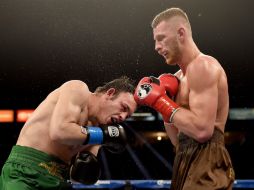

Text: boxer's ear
xmin=106 ymin=88 xmax=116 ymax=99
xmin=177 ymin=27 xmax=185 ymax=42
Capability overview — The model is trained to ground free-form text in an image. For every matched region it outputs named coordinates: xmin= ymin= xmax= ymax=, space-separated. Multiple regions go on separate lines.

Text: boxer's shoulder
xmin=58 ymin=80 xmax=91 ymax=100
xmin=187 ymin=54 xmax=220 ymax=76
xmin=61 ymin=80 xmax=89 ymax=91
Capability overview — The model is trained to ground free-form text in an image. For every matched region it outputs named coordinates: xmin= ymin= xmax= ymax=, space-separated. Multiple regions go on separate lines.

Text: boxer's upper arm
xmin=188 ymin=60 xmax=219 ymax=135
xmin=50 ymin=80 xmax=89 ymax=133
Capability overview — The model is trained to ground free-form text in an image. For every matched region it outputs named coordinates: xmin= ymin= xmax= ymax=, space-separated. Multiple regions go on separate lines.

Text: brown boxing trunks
xmin=171 ymin=128 xmax=235 ymax=190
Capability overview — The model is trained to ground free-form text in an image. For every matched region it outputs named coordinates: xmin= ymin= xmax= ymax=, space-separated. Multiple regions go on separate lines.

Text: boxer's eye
xmin=111 ymin=118 xmax=117 ymax=123
xmin=122 ymin=105 xmax=127 ymax=112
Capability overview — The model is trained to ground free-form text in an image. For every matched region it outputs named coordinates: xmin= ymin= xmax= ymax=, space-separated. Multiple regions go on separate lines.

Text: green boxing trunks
xmin=0 ymin=145 xmax=71 ymax=190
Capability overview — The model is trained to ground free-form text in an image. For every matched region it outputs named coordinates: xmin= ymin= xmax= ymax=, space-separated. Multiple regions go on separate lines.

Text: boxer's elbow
xmin=194 ymin=123 xmax=214 ymax=143
xmin=176 ymin=112 xmax=214 ymax=143
xmin=196 ymin=130 xmax=213 ymax=143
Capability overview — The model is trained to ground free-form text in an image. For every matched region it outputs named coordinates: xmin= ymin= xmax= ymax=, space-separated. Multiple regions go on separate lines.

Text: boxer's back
xmin=215 ymin=60 xmax=229 ymax=132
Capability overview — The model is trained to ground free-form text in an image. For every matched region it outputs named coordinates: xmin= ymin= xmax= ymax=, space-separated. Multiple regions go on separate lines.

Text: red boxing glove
xmin=158 ymin=73 xmax=179 ymax=98
xmin=134 ymin=76 xmax=180 ymax=123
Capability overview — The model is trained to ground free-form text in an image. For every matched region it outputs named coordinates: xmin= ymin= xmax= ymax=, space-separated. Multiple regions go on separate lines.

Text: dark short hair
xmin=95 ymin=76 xmax=135 ymax=96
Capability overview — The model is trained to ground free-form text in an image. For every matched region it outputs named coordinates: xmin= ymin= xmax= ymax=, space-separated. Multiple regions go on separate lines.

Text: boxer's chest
xmin=175 ymin=76 xmax=189 ymax=108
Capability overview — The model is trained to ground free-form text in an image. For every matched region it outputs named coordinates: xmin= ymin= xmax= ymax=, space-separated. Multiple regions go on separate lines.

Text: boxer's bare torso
xmin=175 ymin=54 xmax=229 ymax=134
xmin=17 ymin=81 xmax=93 ymax=163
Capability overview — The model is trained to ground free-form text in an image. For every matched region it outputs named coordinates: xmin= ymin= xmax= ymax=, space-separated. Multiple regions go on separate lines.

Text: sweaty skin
xmin=175 ymin=54 xmax=228 ymax=139
xmin=16 ymin=80 xmax=136 ymax=163
xmin=150 ymin=8 xmax=234 ymax=190
xmin=153 ymin=19 xmax=229 ymax=146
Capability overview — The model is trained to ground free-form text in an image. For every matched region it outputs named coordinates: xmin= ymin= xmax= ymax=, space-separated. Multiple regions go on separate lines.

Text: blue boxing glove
xmin=81 ymin=124 xmax=127 ymax=153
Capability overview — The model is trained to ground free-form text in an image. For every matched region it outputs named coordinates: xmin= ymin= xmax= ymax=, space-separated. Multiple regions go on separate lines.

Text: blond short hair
xmin=151 ymin=7 xmax=191 ymax=30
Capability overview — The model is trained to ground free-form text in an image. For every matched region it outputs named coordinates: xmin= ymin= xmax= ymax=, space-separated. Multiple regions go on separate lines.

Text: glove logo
xmin=108 ymin=126 xmax=120 ymax=137
xmin=137 ymin=84 xmax=152 ymax=99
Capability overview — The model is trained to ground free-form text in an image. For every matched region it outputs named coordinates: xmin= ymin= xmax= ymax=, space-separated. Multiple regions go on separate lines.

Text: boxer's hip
xmin=171 ymin=128 xmax=235 ymax=190
xmin=5 ymin=145 xmax=70 ymax=181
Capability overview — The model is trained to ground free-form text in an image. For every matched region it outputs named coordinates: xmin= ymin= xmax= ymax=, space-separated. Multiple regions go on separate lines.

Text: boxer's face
xmin=153 ymin=20 xmax=181 ymax=65
xmin=99 ymin=91 xmax=137 ymax=125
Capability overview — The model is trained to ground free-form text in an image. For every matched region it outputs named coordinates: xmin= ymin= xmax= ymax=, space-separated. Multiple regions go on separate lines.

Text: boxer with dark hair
xmin=0 ymin=76 xmax=137 ymax=189
xmin=135 ymin=7 xmax=235 ymax=190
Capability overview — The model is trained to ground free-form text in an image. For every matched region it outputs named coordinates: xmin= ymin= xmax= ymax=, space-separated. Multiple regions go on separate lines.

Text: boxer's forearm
xmin=49 ymin=122 xmax=88 ymax=145
xmin=164 ymin=122 xmax=178 ymax=146
xmin=172 ymin=108 xmax=214 ymax=143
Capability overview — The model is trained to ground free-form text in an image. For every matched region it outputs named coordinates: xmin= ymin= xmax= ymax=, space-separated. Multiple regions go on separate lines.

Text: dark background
xmin=0 ymin=0 xmax=254 ymax=182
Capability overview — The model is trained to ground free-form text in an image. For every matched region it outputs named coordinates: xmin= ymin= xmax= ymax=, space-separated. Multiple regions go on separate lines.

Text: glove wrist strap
xmin=169 ymin=107 xmax=181 ymax=123
xmin=81 ymin=126 xmax=103 ymax=145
